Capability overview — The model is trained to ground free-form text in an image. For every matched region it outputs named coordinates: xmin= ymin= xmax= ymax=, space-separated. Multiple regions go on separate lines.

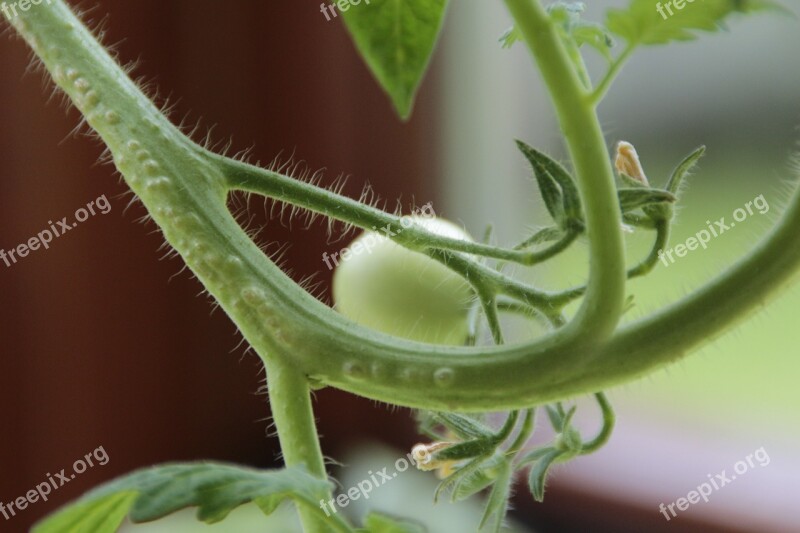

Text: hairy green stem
xmin=4 ymin=3 xmax=341 ymax=528
xmin=478 ymin=290 xmax=505 ymax=345
xmin=265 ymin=357 xmax=334 ymax=533
xmin=426 ymin=248 xmax=556 ymax=309
xmin=223 ymin=157 xmax=558 ymax=266
xmin=8 ymin=0 xmax=800 ymax=414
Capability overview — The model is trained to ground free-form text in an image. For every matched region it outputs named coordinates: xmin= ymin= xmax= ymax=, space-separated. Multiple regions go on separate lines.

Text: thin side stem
xmin=527 ymin=230 xmax=579 ymax=264
xmin=426 ymin=248 xmax=556 ymax=309
xmin=580 ymin=393 xmax=615 ymax=454
xmin=265 ymin=356 xmax=335 ymax=533
xmin=627 ymin=219 xmax=670 ymax=279
xmin=222 ymin=157 xmax=558 ymax=266
xmin=548 ymin=219 xmax=670 ymax=305
xmin=479 ymin=290 xmax=505 ymax=345
xmin=514 ymin=226 xmax=562 ymax=250
xmin=507 ymin=408 xmax=536 ymax=457
xmin=589 ymin=43 xmax=635 ymax=106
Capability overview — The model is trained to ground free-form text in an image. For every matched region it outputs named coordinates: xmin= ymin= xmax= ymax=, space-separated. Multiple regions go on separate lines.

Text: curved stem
xmin=568 ymin=182 xmax=800 ymax=394
xmin=526 ymin=229 xmax=579 ymax=264
xmin=580 ymin=393 xmax=614 ymax=454
xmin=10 ymin=0 xmax=800 ymax=415
xmin=627 ymin=219 xmax=669 ymax=279
xmin=548 ymin=219 xmax=671 ymax=305
xmin=504 ymin=0 xmax=627 ymax=344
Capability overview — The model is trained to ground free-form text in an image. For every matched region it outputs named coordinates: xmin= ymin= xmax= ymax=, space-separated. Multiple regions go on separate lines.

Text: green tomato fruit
xmin=332 ymin=216 xmax=475 ymax=345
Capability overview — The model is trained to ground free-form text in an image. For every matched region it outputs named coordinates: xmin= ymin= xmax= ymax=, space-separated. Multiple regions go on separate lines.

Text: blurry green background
xmin=436 ymin=1 xmax=800 ymax=531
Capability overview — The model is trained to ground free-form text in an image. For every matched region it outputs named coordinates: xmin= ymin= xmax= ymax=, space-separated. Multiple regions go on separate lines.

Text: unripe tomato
xmin=332 ymin=217 xmax=474 ymax=345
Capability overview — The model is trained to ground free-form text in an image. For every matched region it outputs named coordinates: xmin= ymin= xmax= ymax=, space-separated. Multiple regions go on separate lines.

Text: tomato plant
xmin=3 ymin=0 xmax=795 ymax=532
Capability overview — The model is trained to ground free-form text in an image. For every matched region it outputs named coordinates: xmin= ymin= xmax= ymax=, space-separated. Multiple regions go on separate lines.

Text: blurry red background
xmin=0 ymin=2 xmax=437 ymax=529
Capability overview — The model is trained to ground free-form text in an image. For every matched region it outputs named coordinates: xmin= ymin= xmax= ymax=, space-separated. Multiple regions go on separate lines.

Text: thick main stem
xmin=6 ymin=4 xmax=337 ymax=530
xmin=10 ymin=0 xmax=800 ymax=413
xmin=503 ymin=0 xmax=627 ymax=344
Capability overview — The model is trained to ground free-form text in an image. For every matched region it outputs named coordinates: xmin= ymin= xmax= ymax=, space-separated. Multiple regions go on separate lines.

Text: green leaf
xmin=572 ymin=22 xmax=616 ymax=60
xmin=361 ymin=512 xmax=427 ymax=533
xmin=341 ymin=0 xmax=449 ymax=120
xmin=477 ymin=460 xmax=513 ymax=532
xmin=524 ymin=150 xmax=566 ymax=224
xmin=554 ymin=427 xmax=583 ymax=453
xmin=514 ymin=226 xmax=564 ymax=250
xmin=666 ymin=145 xmax=706 ymax=195
xmin=617 ymin=171 xmax=647 ymax=189
xmin=527 ymin=449 xmax=564 ymax=502
xmin=547 ymin=1 xmax=586 ymax=25
xmin=32 ymin=492 xmax=139 ymax=533
xmin=33 ymin=463 xmax=333 ymax=533
xmin=434 ymin=455 xmax=490 ymax=502
xmin=431 ymin=411 xmax=518 ymax=463
xmin=452 ymin=454 xmax=506 ymax=501
xmin=544 ymin=403 xmax=569 ymax=432
xmin=518 ymin=446 xmax=557 ymax=467
xmin=499 ymin=26 xmax=523 ymax=49
xmin=431 ymin=411 xmax=495 ymax=440
xmin=607 ymin=0 xmax=783 ymax=46
xmin=643 ymin=146 xmax=705 ymax=222
xmin=434 ymin=438 xmax=497 ymax=462
xmin=515 ymin=140 xmax=584 ymax=231
xmin=617 ymin=187 xmax=676 ymax=212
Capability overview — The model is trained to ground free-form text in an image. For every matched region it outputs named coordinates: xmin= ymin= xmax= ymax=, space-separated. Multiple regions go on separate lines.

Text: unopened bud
xmin=615 ymin=141 xmax=649 ymax=186
xmin=411 ymin=442 xmax=454 ymax=471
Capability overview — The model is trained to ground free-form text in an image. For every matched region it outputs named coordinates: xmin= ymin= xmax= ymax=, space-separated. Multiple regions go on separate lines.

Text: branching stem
xmin=504 ymin=0 xmax=627 ymax=344
xmin=9 ymin=0 xmax=800 ymax=415
xmin=589 ymin=43 xmax=636 ymax=106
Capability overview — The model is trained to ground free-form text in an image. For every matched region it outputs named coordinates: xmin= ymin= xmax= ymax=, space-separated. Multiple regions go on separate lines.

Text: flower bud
xmin=615 ymin=141 xmax=649 ymax=186
xmin=411 ymin=442 xmax=455 ymax=472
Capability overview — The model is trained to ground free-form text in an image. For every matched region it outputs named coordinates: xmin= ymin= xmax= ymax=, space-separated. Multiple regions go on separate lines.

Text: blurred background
xmin=1 ymin=0 xmax=799 ymax=531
